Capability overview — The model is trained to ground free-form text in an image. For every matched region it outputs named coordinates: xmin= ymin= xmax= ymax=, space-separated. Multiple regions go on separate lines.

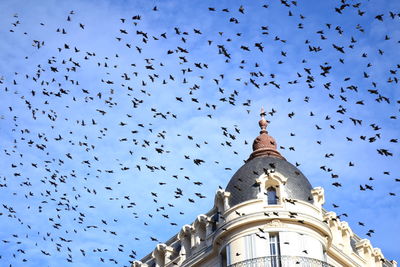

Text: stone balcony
xmin=228 ymin=255 xmax=335 ymax=267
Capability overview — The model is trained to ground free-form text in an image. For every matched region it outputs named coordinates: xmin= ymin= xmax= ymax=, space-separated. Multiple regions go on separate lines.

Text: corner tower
xmin=132 ymin=110 xmax=397 ymax=267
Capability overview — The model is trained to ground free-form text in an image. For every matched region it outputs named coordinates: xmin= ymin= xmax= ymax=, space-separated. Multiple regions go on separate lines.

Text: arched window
xmin=267 ymin=187 xmax=278 ymax=205
xmin=256 ymin=172 xmax=286 ymax=203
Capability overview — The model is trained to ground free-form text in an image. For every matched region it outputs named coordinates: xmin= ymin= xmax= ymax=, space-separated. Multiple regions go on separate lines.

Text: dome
xmin=225 ymin=108 xmax=313 ymax=207
xmin=225 ymin=156 xmax=313 ymax=207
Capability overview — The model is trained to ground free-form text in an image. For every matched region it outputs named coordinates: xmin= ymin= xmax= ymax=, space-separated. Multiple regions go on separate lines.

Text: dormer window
xmin=267 ymin=187 xmax=278 ymax=205
xmin=255 ymin=172 xmax=287 ymax=204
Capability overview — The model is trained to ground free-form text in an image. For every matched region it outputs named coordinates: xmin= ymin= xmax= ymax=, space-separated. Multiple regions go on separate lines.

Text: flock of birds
xmin=0 ymin=0 xmax=399 ymax=265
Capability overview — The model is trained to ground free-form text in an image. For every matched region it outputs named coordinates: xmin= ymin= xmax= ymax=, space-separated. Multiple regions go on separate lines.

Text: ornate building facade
xmin=132 ymin=112 xmax=397 ymax=267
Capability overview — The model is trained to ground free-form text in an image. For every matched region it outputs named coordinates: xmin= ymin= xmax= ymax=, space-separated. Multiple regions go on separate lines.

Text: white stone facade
xmin=133 ymin=181 xmax=396 ymax=267
xmin=132 ymin=118 xmax=396 ymax=267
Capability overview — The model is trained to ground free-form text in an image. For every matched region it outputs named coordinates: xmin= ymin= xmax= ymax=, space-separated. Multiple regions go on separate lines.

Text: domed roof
xmin=225 ymin=156 xmax=313 ymax=207
xmin=225 ymin=108 xmax=313 ymax=207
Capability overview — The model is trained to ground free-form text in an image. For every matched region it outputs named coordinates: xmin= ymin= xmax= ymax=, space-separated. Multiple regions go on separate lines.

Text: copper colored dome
xmin=248 ymin=108 xmax=284 ymax=160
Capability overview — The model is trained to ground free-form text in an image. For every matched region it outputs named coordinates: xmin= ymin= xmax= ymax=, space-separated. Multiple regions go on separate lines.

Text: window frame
xmin=267 ymin=186 xmax=278 ymax=205
xmin=269 ymin=232 xmax=281 ymax=267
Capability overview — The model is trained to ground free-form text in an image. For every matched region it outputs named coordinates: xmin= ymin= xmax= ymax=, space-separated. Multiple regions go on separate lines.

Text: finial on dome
xmin=259 ymin=107 xmax=268 ymax=133
xmin=248 ymin=107 xmax=285 ymax=160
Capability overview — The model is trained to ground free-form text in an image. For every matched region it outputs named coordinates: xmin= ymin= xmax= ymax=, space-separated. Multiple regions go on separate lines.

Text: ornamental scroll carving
xmin=265 ymin=219 xmax=284 ymax=228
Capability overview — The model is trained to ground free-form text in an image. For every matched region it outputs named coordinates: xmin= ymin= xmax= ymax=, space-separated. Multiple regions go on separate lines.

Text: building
xmin=132 ymin=110 xmax=397 ymax=267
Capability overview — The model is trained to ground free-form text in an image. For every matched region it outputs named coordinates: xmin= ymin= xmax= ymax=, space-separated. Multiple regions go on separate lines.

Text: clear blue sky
xmin=0 ymin=0 xmax=399 ymax=266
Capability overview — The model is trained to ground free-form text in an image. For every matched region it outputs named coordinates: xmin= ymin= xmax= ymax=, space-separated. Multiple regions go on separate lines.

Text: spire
xmin=248 ymin=108 xmax=285 ymax=160
xmin=259 ymin=107 xmax=268 ymax=134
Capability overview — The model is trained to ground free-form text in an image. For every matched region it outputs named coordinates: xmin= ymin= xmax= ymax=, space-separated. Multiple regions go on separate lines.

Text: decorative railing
xmin=228 ymin=255 xmax=335 ymax=267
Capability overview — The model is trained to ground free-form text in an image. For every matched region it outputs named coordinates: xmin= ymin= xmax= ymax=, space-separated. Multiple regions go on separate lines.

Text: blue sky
xmin=0 ymin=0 xmax=399 ymax=266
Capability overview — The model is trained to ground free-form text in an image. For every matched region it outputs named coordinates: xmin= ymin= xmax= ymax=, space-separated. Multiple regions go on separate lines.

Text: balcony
xmin=228 ymin=255 xmax=335 ymax=267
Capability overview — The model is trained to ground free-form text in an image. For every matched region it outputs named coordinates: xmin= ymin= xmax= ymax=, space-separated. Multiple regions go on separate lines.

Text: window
xmin=269 ymin=233 xmax=281 ymax=267
xmin=221 ymin=244 xmax=231 ymax=267
xmin=244 ymin=234 xmax=256 ymax=260
xmin=243 ymin=234 xmax=257 ymax=267
xmin=226 ymin=244 xmax=231 ymax=266
xmin=267 ymin=187 xmax=278 ymax=205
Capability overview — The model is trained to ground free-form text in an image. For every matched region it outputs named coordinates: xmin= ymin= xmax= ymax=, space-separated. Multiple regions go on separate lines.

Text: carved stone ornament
xmin=265 ymin=219 xmax=284 ymax=228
